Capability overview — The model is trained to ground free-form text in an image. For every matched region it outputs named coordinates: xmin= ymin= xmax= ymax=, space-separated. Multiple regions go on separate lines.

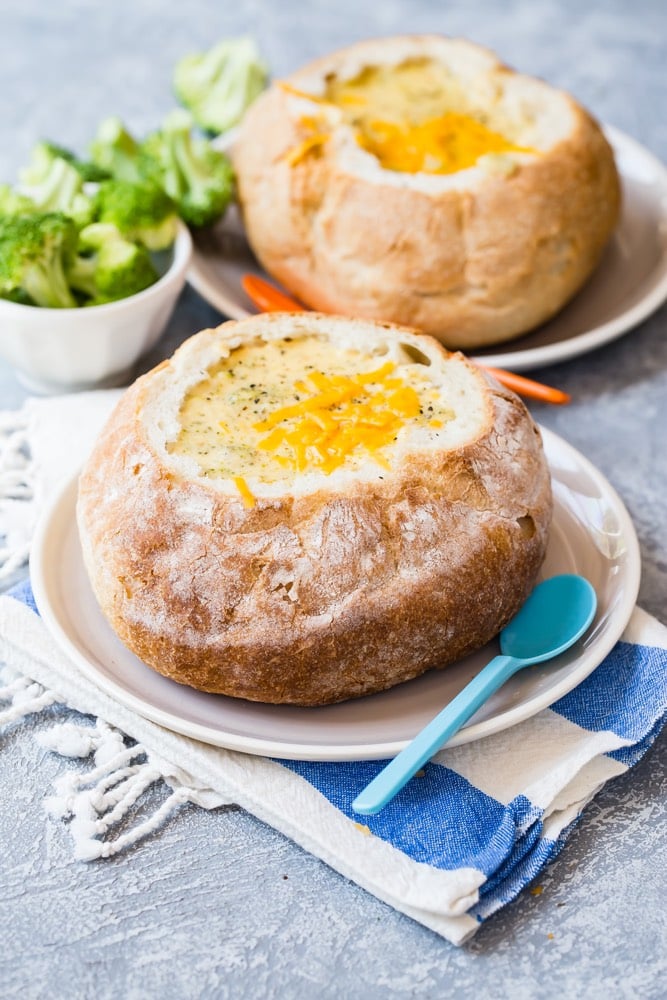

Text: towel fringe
xmin=0 ymin=541 xmax=32 ymax=583
xmin=0 ymin=674 xmax=57 ymax=726
xmin=1 ymin=665 xmax=229 ymax=860
xmin=37 ymin=718 xmax=198 ymax=860
xmin=0 ymin=409 xmax=34 ymax=583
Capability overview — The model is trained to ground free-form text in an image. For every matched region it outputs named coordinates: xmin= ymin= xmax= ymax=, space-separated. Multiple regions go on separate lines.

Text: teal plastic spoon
xmin=352 ymin=574 xmax=597 ymax=816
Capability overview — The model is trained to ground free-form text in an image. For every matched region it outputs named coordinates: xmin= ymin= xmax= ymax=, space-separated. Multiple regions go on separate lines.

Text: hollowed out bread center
xmin=323 ymin=58 xmax=540 ymax=175
xmin=164 ymin=329 xmax=487 ymax=502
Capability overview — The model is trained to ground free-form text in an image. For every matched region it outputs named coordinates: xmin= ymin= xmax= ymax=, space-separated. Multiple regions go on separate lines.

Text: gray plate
xmin=188 ymin=126 xmax=667 ymax=372
xmin=30 ymin=428 xmax=640 ymax=761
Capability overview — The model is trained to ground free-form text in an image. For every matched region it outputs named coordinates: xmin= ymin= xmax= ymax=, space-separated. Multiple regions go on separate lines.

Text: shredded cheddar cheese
xmin=278 ymin=80 xmax=329 ymax=103
xmin=354 ymin=823 xmax=372 ymax=836
xmin=253 ymin=362 xmax=421 ymax=475
xmin=279 ymin=57 xmax=535 ymax=175
xmin=233 ymin=476 xmax=256 ymax=509
xmin=355 ymin=113 xmax=531 ymax=175
xmin=284 ymin=132 xmax=329 ymax=166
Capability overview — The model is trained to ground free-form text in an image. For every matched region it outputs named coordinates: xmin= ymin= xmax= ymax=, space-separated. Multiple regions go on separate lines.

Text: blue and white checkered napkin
xmin=1 ymin=393 xmax=666 ymax=945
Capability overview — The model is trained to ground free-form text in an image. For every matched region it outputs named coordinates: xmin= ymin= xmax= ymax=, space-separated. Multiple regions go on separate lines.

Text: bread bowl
xmin=232 ymin=35 xmax=621 ymax=350
xmin=77 ymin=311 xmax=552 ymax=705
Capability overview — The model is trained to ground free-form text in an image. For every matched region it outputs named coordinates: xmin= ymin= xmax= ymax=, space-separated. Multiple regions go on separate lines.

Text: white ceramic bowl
xmin=0 ymin=221 xmax=193 ymax=394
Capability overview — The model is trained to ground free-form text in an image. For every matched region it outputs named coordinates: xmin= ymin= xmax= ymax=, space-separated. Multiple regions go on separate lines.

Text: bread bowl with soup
xmin=77 ymin=311 xmax=552 ymax=705
xmin=231 ymin=35 xmax=621 ymax=350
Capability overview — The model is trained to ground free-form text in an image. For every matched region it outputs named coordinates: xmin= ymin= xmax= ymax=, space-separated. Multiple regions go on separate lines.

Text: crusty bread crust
xmin=77 ymin=312 xmax=552 ymax=705
xmin=232 ymin=35 xmax=621 ymax=350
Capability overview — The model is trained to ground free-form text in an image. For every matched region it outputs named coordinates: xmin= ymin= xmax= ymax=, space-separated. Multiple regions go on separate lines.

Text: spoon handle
xmin=352 ymin=654 xmax=520 ymax=815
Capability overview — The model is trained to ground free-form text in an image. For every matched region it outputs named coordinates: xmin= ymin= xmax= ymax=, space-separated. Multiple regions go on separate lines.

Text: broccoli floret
xmin=139 ymin=110 xmax=234 ymax=228
xmin=18 ymin=142 xmax=94 ymax=227
xmin=65 ymin=252 xmax=98 ymax=300
xmin=173 ymin=36 xmax=268 ymax=134
xmin=95 ymin=239 xmax=157 ymax=300
xmin=75 ymin=222 xmax=158 ymax=303
xmin=89 ymin=117 xmax=144 ymax=184
xmin=93 ymin=179 xmax=178 ymax=250
xmin=0 ymin=212 xmax=78 ymax=308
xmin=78 ymin=222 xmax=126 ymax=252
xmin=1 ymin=286 xmax=33 ymax=305
xmin=0 ymin=183 xmax=37 ymax=216
xmin=41 ymin=140 xmax=111 ymax=182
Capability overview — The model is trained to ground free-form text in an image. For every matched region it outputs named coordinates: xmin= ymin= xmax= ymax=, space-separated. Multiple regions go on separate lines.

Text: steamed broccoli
xmin=0 ymin=183 xmax=36 ymax=216
xmin=173 ymin=36 xmax=267 ymax=134
xmin=40 ymin=140 xmax=111 ymax=182
xmin=74 ymin=222 xmax=159 ymax=303
xmin=0 ymin=212 xmax=78 ymax=308
xmin=65 ymin=252 xmax=98 ymax=300
xmin=17 ymin=142 xmax=94 ymax=227
xmin=1 ymin=286 xmax=34 ymax=305
xmin=94 ymin=179 xmax=178 ymax=250
xmin=139 ymin=110 xmax=234 ymax=227
xmin=88 ymin=112 xmax=234 ymax=229
xmin=89 ymin=117 xmax=144 ymax=184
xmin=93 ymin=238 xmax=158 ymax=302
xmin=78 ymin=221 xmax=130 ymax=252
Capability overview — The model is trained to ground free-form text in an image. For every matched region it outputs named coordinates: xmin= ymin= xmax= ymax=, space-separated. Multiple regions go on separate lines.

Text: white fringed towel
xmin=1 ymin=392 xmax=665 ymax=946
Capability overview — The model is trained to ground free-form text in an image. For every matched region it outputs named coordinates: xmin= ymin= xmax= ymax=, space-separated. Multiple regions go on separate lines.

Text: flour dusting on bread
xmin=77 ymin=312 xmax=552 ymax=705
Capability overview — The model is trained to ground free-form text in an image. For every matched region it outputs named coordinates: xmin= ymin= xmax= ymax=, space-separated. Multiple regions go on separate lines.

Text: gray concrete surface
xmin=1 ymin=1 xmax=666 ymax=996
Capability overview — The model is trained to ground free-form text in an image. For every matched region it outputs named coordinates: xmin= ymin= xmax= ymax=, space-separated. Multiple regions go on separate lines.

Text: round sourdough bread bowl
xmin=76 ymin=312 xmax=552 ymax=706
xmin=232 ymin=35 xmax=621 ymax=350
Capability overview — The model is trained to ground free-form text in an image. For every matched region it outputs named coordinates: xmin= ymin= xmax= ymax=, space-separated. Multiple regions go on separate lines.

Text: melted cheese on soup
xmin=167 ymin=336 xmax=455 ymax=499
xmin=293 ymin=58 xmax=533 ymax=174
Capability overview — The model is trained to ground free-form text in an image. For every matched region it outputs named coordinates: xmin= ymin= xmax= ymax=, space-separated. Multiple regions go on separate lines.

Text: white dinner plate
xmin=188 ymin=126 xmax=667 ymax=372
xmin=30 ymin=428 xmax=640 ymax=761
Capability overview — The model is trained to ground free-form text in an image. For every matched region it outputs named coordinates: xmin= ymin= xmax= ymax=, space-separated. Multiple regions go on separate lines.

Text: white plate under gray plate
xmin=189 ymin=126 xmax=667 ymax=372
xmin=30 ymin=428 xmax=640 ymax=760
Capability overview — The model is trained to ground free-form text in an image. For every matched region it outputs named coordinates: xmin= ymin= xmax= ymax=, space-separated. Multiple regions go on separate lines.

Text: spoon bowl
xmin=501 ymin=573 xmax=597 ymax=661
xmin=352 ymin=574 xmax=597 ymax=815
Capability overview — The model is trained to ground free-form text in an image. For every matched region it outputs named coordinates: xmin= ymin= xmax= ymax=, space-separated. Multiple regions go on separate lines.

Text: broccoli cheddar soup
xmin=324 ymin=58 xmax=535 ymax=174
xmin=166 ymin=334 xmax=485 ymax=504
